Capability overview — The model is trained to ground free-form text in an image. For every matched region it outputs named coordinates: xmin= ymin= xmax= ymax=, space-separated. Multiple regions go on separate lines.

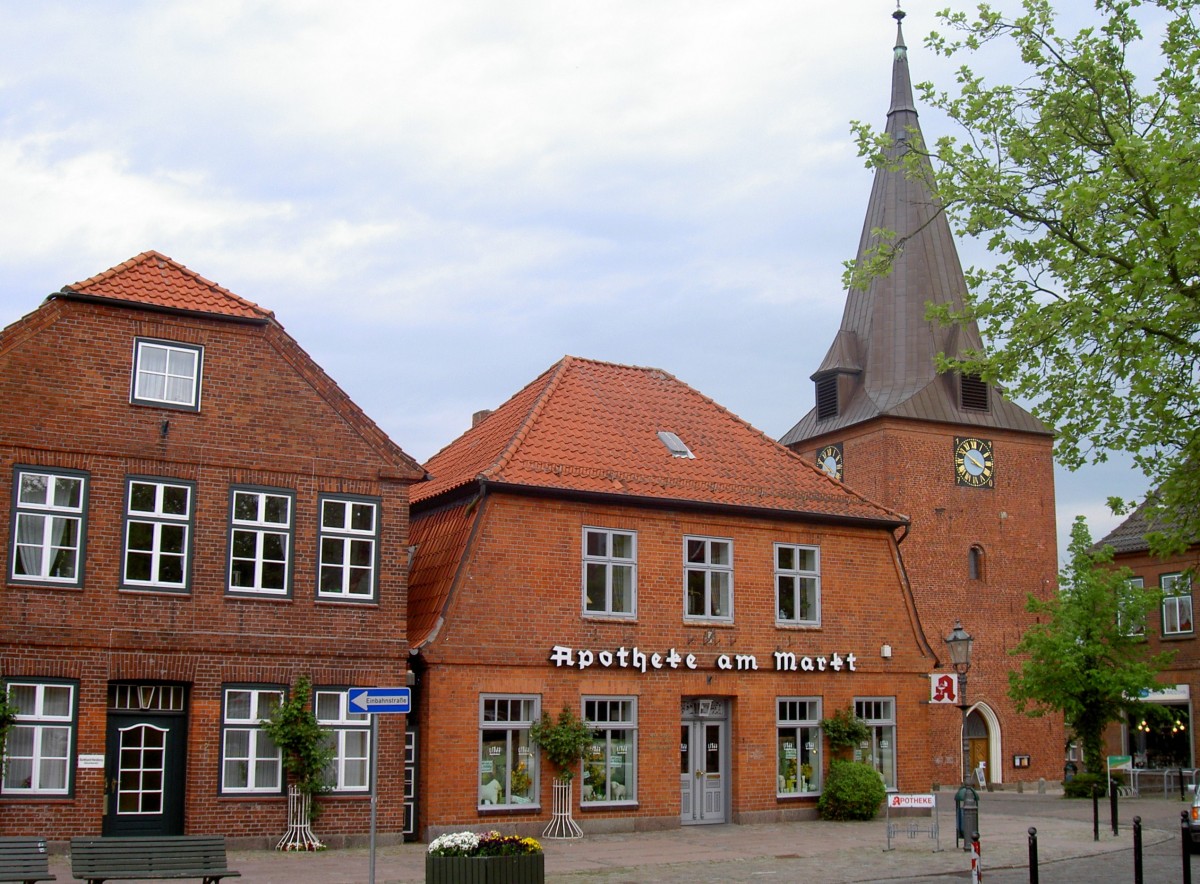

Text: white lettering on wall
xmin=550 ymin=645 xmax=858 ymax=674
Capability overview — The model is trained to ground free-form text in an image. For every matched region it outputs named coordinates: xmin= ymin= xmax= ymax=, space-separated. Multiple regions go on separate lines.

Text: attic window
xmin=960 ymin=374 xmax=990 ymax=412
xmin=815 ymin=376 xmax=838 ymax=421
xmin=657 ymin=431 xmax=694 ymax=459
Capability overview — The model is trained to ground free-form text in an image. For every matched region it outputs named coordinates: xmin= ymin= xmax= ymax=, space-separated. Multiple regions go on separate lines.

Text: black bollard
xmin=1111 ymin=780 xmax=1119 ymax=836
xmin=1182 ymin=811 xmax=1192 ymax=884
xmin=1133 ymin=816 xmax=1143 ymax=884
xmin=1027 ymin=826 xmax=1039 ymax=884
xmin=1092 ymin=784 xmax=1100 ymax=842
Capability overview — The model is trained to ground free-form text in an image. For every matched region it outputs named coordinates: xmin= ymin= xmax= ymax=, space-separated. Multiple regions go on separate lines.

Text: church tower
xmin=782 ymin=10 xmax=1063 ymax=787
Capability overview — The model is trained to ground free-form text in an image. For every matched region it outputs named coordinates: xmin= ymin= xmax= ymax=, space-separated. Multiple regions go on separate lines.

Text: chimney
xmin=472 ymin=409 xmax=492 ymax=427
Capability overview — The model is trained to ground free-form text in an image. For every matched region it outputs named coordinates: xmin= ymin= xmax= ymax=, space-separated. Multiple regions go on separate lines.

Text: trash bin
xmin=955 ymin=785 xmax=980 ymax=850
xmin=1064 ymin=761 xmax=1078 ymax=783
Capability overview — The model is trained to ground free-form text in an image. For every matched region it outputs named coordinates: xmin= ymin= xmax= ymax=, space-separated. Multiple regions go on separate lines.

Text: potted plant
xmin=529 ymin=706 xmax=592 ymax=838
xmin=262 ymin=675 xmax=335 ymax=850
xmin=426 ymin=830 xmax=544 ymax=884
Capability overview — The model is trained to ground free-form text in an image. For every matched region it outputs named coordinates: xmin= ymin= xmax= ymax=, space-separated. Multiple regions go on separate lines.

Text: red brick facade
xmin=408 ymin=357 xmax=938 ymax=839
xmin=0 ymin=256 xmax=422 ymax=842
xmin=791 ymin=419 xmax=1064 ymax=787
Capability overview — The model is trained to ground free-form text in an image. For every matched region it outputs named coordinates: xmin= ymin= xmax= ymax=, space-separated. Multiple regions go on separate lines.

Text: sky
xmin=0 ymin=1 xmax=1151 ymax=565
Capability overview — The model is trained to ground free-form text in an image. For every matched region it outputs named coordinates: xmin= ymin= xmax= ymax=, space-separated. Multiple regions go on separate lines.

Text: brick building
xmin=1097 ymin=504 xmax=1199 ymax=775
xmin=781 ymin=11 xmax=1064 ymax=787
xmin=0 ymin=252 xmax=424 ymax=841
xmin=407 ymin=355 xmax=937 ymax=839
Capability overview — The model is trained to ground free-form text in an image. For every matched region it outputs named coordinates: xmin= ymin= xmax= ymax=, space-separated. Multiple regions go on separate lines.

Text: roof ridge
xmin=65 ymin=251 xmax=273 ymax=320
xmin=486 ymin=356 xmax=575 ymax=479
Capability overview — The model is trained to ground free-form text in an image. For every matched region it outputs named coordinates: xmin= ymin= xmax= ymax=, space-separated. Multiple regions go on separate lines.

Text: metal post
xmin=1183 ymin=768 xmax=1188 ymax=802
xmin=1092 ymin=784 xmax=1100 ymax=841
xmin=1110 ymin=780 xmax=1119 ymax=836
xmin=1132 ymin=816 xmax=1143 ymax=884
xmin=369 ymin=712 xmax=379 ymax=884
xmin=1027 ymin=827 xmax=1038 ymax=884
xmin=1182 ymin=811 xmax=1192 ymax=884
xmin=959 ymin=672 xmax=970 ymax=789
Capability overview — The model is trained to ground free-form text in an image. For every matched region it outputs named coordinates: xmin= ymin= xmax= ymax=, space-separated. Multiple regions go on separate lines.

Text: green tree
xmin=261 ymin=675 xmax=334 ymax=803
xmin=529 ymin=706 xmax=592 ymax=782
xmin=1007 ymin=516 xmax=1173 ymax=776
xmin=852 ymin=0 xmax=1200 ymax=551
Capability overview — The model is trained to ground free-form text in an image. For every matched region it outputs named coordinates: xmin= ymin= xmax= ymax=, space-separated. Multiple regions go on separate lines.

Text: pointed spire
xmin=781 ymin=10 xmax=1049 ymax=446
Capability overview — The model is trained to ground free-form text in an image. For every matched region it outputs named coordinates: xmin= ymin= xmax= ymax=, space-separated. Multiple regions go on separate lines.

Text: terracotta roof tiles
xmin=61 ymin=250 xmax=272 ymax=321
xmin=414 ymin=356 xmax=905 ymax=526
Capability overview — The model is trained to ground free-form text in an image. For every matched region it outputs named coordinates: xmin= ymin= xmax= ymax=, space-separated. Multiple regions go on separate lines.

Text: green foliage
xmin=529 ymin=706 xmax=592 ymax=782
xmin=1063 ymin=772 xmax=1108 ymax=799
xmin=817 ymin=760 xmax=888 ymax=821
xmin=851 ymin=0 xmax=1200 ymax=550
xmin=1008 ymin=517 xmax=1174 ymax=776
xmin=0 ymin=687 xmax=17 ymax=763
xmin=262 ymin=676 xmax=335 ymax=805
xmin=820 ymin=707 xmax=871 ymax=760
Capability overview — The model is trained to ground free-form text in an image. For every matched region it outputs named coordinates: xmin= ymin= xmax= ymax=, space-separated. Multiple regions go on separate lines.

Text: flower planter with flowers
xmin=425 ymin=831 xmax=545 ymax=884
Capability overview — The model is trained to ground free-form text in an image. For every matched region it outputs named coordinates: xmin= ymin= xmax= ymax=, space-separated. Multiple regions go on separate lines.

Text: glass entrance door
xmin=680 ymin=700 xmax=727 ymax=824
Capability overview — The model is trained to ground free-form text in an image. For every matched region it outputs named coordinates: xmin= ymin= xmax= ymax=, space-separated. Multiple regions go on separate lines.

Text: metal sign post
xmin=348 ymin=688 xmax=411 ymax=884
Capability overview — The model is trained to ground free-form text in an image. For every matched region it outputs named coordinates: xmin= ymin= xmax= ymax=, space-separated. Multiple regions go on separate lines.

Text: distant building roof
xmin=413 ymin=355 xmax=906 ymax=527
xmin=781 ymin=11 xmax=1049 ymax=446
xmin=59 ymin=250 xmax=273 ymax=322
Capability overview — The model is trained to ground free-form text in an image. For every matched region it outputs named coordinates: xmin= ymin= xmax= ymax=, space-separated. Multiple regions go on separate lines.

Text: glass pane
xmin=777 ymin=546 xmax=794 ymax=569
xmin=316 ymin=693 xmax=340 ymax=722
xmin=261 ymin=562 xmax=286 ymax=589
xmin=349 ymin=539 xmax=372 ymax=566
xmin=231 ymin=530 xmax=257 ymax=558
xmin=586 ymin=530 xmax=607 ymax=557
xmin=165 ymin=376 xmax=192 ymax=403
xmin=139 ymin=373 xmax=166 ymax=401
xmin=225 ymin=692 xmax=252 ymax=720
xmin=7 ymin=725 xmax=34 ymax=755
xmin=160 ymin=525 xmax=185 ymax=554
xmin=42 ymin=686 xmax=72 ymax=718
xmin=611 ymin=565 xmax=632 ymax=613
xmin=39 ymin=758 xmax=67 ymax=791
xmin=323 ymin=500 xmax=346 ymax=529
xmin=262 ymin=533 xmax=286 ymax=561
xmin=778 ymin=732 xmax=799 ymax=794
xmin=344 ymin=759 xmax=368 ymax=788
xmin=9 ymin=686 xmax=36 ymax=714
xmin=609 ymin=731 xmax=633 ymax=799
xmin=264 ymin=495 xmax=289 ymax=524
xmin=42 ymin=726 xmax=70 ymax=759
xmin=611 ymin=532 xmax=634 ymax=560
xmin=233 ymin=493 xmax=258 ymax=522
xmin=255 ymin=760 xmax=280 ymax=790
xmin=686 ymin=539 xmax=705 ymax=563
xmin=686 ymin=571 xmax=706 ymax=616
xmin=224 ymin=759 xmax=249 ymax=789
xmin=778 ymin=576 xmax=796 ymax=620
xmin=19 ymin=474 xmax=48 ymax=505
xmin=130 ymin=483 xmax=157 ymax=513
xmin=159 ymin=555 xmax=184 ymax=584
xmin=139 ymin=346 xmax=167 ymax=373
xmin=321 ymin=537 xmax=345 ymax=566
xmin=127 ymin=521 xmax=154 ymax=552
xmin=3 ymin=758 xmax=33 ymax=790
xmin=320 ymin=565 xmax=343 ymax=593
xmin=163 ymin=486 xmax=189 ymax=516
xmin=710 ymin=541 xmax=730 ymax=566
xmin=585 ymin=564 xmax=606 ymax=612
xmin=480 ymin=731 xmax=507 ymax=804
xmin=711 ymin=572 xmax=729 ymax=616
xmin=230 ymin=560 xmax=256 ymax=588
xmin=350 ymin=503 xmax=374 ymax=532
xmin=166 ymin=348 xmax=195 ymax=377
xmin=796 ymin=548 xmax=817 ymax=571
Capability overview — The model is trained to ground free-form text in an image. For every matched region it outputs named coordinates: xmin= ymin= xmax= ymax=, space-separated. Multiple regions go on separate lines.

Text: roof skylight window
xmin=657 ymin=431 xmax=694 ymax=459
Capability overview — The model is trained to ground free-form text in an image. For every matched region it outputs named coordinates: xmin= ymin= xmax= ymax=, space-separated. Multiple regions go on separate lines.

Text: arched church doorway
xmin=966 ymin=709 xmax=990 ymax=786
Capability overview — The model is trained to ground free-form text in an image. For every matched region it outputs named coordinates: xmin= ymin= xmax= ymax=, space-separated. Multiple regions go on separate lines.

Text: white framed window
xmin=776 ymin=544 xmax=820 ymax=625
xmin=1162 ymin=572 xmax=1193 ymax=635
xmin=131 ymin=339 xmax=202 ymax=410
xmin=583 ymin=528 xmax=636 ymax=617
xmin=1119 ymin=576 xmax=1146 ymax=637
xmin=684 ymin=536 xmax=732 ymax=621
xmin=122 ymin=478 xmax=193 ymax=591
xmin=228 ymin=488 xmax=293 ymax=596
xmin=582 ymin=698 xmax=636 ymax=804
xmin=855 ymin=698 xmax=896 ymax=790
xmin=777 ymin=698 xmax=821 ymax=796
xmin=318 ymin=497 xmax=379 ymax=601
xmin=315 ymin=690 xmax=370 ymax=792
xmin=11 ymin=468 xmax=87 ymax=586
xmin=479 ymin=695 xmax=539 ymax=808
xmin=220 ymin=686 xmax=283 ymax=793
xmin=1 ymin=681 xmax=77 ymax=796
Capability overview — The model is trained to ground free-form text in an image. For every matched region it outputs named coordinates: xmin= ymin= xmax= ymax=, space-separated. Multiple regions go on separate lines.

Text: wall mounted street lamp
xmin=945 ymin=620 xmax=974 ymax=787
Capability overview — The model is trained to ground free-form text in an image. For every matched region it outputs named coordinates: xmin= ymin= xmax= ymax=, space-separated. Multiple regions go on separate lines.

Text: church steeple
xmin=781 ymin=9 xmax=1048 ymax=446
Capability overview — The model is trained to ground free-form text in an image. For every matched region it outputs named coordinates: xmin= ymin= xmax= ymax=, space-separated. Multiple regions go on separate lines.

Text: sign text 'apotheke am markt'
xmin=550 ymin=645 xmax=859 ymax=674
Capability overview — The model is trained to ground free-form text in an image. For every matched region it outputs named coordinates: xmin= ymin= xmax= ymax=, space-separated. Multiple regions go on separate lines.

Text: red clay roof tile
xmin=62 ymin=250 xmax=272 ymax=321
xmin=413 ymin=355 xmax=905 ymax=526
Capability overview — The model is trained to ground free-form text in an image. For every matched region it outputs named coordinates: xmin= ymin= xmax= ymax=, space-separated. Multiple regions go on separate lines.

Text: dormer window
xmin=132 ymin=339 xmax=202 ymax=411
xmin=960 ymin=374 xmax=989 ymax=412
xmin=815 ymin=375 xmax=838 ymax=420
xmin=657 ymin=431 xmax=694 ymax=459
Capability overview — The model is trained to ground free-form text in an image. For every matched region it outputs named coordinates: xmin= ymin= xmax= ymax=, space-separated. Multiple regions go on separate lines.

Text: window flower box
xmin=426 ymin=831 xmax=544 ymax=884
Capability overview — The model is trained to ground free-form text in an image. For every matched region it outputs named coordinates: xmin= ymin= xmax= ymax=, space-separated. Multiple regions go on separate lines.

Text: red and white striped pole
xmin=971 ymin=831 xmax=982 ymax=882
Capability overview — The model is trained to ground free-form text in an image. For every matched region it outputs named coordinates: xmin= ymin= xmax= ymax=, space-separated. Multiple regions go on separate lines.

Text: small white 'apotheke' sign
xmin=889 ymin=793 xmax=935 ymax=809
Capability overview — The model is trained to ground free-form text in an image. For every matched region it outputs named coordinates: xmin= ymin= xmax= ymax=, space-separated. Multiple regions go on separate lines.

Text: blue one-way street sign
xmin=348 ymin=687 xmax=411 ymax=714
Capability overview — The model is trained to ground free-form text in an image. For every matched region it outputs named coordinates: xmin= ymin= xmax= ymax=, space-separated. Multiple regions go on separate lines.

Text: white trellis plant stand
xmin=541 ymin=777 xmax=584 ymax=839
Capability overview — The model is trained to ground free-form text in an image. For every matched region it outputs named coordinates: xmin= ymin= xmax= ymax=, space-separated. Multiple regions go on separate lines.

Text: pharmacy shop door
xmin=680 ymin=698 xmax=727 ymax=824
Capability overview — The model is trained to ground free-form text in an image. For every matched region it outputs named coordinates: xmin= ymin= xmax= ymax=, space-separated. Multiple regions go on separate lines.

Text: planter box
xmin=425 ymin=853 xmax=545 ymax=884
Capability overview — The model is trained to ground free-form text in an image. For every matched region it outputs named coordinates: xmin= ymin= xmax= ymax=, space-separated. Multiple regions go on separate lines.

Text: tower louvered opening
xmin=816 ymin=375 xmax=838 ymax=420
xmin=960 ymin=374 xmax=990 ymax=411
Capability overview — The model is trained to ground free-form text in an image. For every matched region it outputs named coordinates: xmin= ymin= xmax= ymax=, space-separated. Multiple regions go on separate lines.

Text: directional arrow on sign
xmin=348 ymin=687 xmax=411 ymax=714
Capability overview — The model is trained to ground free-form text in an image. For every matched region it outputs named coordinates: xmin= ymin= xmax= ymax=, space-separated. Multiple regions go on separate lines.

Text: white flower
xmin=428 ymin=830 xmax=482 ymax=856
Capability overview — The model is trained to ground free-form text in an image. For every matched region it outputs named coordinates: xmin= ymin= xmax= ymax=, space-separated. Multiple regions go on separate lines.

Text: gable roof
xmin=413 ymin=355 xmax=906 ymax=527
xmin=781 ymin=11 xmax=1049 ymax=446
xmin=58 ymin=250 xmax=273 ymax=322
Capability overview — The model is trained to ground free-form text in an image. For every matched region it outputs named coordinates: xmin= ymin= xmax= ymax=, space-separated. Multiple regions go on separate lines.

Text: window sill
xmin=683 ymin=619 xmax=734 ymax=628
xmin=775 ymin=622 xmax=821 ymax=630
xmin=225 ymin=592 xmax=293 ymax=602
xmin=7 ymin=581 xmax=83 ymax=591
xmin=120 ymin=586 xmax=191 ymax=597
xmin=1161 ymin=632 xmax=1194 ymax=640
xmin=315 ymin=597 xmax=380 ymax=608
xmin=477 ymin=804 xmax=541 ymax=815
xmin=582 ymin=801 xmax=638 ymax=811
xmin=776 ymin=793 xmax=819 ymax=801
xmin=218 ymin=793 xmax=287 ymax=801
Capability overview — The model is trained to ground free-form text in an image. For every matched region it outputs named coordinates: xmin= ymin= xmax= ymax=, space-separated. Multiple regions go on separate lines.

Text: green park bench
xmin=69 ymin=836 xmax=240 ymax=884
xmin=0 ymin=837 xmax=56 ymax=883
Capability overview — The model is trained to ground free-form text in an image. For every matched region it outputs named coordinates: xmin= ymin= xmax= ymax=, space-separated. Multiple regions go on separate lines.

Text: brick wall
xmin=0 ymin=298 xmax=415 ymax=840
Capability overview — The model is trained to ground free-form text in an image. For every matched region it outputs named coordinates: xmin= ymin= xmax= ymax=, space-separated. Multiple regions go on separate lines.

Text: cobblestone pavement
xmin=40 ymin=789 xmax=1199 ymax=882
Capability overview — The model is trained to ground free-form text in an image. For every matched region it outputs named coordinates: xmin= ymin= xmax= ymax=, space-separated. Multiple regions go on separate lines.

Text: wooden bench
xmin=0 ymin=837 xmax=56 ymax=883
xmin=69 ymin=836 xmax=240 ymax=884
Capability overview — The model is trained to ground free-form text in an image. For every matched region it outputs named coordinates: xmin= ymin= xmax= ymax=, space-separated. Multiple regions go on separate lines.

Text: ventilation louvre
xmin=960 ymin=374 xmax=990 ymax=411
xmin=815 ymin=376 xmax=838 ymax=420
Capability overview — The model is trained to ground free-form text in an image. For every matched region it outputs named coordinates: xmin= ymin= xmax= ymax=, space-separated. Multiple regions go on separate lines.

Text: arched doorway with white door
xmin=964 ymin=704 xmax=1002 ymax=787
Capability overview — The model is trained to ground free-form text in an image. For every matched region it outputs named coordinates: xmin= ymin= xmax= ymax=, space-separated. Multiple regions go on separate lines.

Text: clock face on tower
xmin=817 ymin=443 xmax=844 ymax=482
xmin=955 ymin=436 xmax=994 ymax=487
